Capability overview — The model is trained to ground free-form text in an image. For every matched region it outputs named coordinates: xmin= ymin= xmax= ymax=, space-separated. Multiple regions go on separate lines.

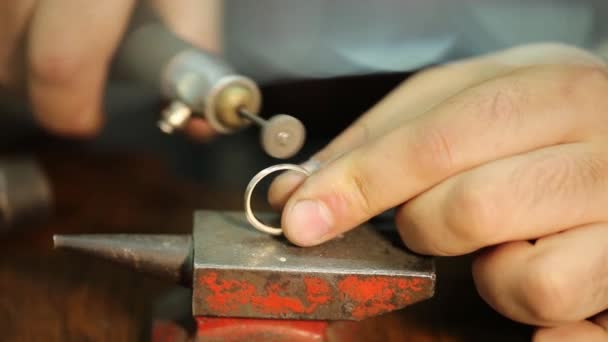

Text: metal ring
xmin=245 ymin=164 xmax=311 ymax=235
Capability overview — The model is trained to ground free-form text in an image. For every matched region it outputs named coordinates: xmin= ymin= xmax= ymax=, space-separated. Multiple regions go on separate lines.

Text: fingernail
xmin=285 ymin=199 xmax=333 ymax=246
xmin=301 ymin=159 xmax=322 ymax=173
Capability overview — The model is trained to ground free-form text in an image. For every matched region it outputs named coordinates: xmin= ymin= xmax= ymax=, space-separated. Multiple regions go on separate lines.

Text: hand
xmin=0 ymin=0 xmax=220 ymax=139
xmin=269 ymin=43 xmax=608 ymax=341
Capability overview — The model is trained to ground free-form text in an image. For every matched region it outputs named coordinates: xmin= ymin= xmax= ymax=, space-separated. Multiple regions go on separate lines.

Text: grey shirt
xmin=224 ymin=0 xmax=608 ymax=83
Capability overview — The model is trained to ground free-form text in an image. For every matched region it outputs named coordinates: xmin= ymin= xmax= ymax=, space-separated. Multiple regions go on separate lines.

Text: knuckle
xmin=511 ymin=152 xmax=600 ymax=210
xmin=473 ymin=83 xmax=524 ymax=127
xmin=559 ymin=65 xmax=608 ymax=109
xmin=411 ymin=124 xmax=456 ymax=175
xmin=520 ymin=260 xmax=577 ymax=324
xmin=579 ymin=153 xmax=608 ymax=187
xmin=344 ymin=158 xmax=376 ymax=218
xmin=444 ymin=178 xmax=499 ymax=248
xmin=395 ymin=205 xmax=451 ymax=256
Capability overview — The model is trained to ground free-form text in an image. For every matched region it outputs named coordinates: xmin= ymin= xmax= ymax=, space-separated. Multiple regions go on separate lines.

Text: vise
xmin=54 ymin=211 xmax=435 ymax=341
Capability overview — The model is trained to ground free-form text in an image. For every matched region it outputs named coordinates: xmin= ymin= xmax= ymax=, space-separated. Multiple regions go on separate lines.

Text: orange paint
xmin=199 ymin=272 xmax=256 ymax=313
xmin=199 ymin=272 xmax=429 ymax=319
xmin=304 ymin=277 xmax=332 ymax=305
xmin=338 ymin=276 xmax=425 ymax=320
xmin=199 ymin=273 xmax=333 ymax=316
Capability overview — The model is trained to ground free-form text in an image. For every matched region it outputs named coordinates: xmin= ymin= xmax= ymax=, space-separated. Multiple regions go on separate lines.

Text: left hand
xmin=268 ymin=43 xmax=608 ymax=341
xmin=0 ymin=0 xmax=220 ymax=139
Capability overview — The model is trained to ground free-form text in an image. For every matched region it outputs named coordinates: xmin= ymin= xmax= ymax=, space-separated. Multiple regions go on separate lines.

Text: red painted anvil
xmin=54 ymin=211 xmax=435 ymax=341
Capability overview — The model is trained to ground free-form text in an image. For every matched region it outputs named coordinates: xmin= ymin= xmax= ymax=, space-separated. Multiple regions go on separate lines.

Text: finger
xmin=396 ymin=141 xmax=608 ymax=255
xmin=311 ymin=43 xmax=606 ymax=165
xmin=268 ymin=159 xmax=323 ymax=211
xmin=268 ymin=52 xmax=511 ymax=210
xmin=183 ymin=117 xmax=217 ymax=143
xmin=534 ymin=314 xmax=608 ymax=342
xmin=268 ymin=43 xmax=607 ymax=209
xmin=27 ymin=0 xmax=135 ymax=136
xmin=151 ymin=0 xmax=224 ymax=142
xmin=472 ymin=223 xmax=608 ymax=326
xmin=149 ymin=0 xmax=222 ymax=54
xmin=0 ymin=1 xmax=35 ymax=92
xmin=281 ymin=65 xmax=608 ymax=246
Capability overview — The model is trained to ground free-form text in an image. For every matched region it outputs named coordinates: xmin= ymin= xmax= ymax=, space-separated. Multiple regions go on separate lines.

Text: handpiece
xmin=115 ymin=23 xmax=305 ymax=159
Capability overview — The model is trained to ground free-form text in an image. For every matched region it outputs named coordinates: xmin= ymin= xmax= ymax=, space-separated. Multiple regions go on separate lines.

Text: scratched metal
xmin=192 ymin=210 xmax=435 ymax=320
xmin=54 ymin=234 xmax=193 ymax=286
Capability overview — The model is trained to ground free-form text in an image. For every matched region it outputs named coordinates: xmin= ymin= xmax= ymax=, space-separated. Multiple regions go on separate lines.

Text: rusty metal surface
xmin=192 ymin=211 xmax=435 ymax=320
xmin=54 ymin=234 xmax=193 ymax=286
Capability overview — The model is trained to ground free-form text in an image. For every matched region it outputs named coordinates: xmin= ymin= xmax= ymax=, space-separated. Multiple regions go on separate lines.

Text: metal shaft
xmin=238 ymin=109 xmax=267 ymax=127
xmin=115 ymin=22 xmax=261 ymax=134
xmin=53 ymin=234 xmax=193 ymax=286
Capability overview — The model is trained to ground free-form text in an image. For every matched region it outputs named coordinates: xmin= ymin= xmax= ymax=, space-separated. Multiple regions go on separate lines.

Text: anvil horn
xmin=53 ymin=234 xmax=193 ymax=286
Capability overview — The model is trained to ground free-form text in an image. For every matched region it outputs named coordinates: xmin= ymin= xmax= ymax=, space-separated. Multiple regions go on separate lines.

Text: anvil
xmin=54 ymin=210 xmax=435 ymax=340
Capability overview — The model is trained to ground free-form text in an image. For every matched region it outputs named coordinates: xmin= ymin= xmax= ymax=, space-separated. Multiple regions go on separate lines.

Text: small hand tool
xmin=116 ymin=23 xmax=306 ymax=159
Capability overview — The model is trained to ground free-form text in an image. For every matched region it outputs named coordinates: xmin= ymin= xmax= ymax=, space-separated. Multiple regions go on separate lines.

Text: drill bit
xmin=237 ymin=109 xmax=266 ymax=127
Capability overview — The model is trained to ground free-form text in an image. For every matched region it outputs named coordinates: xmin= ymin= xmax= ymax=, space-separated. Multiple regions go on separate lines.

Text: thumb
xmin=280 ymin=141 xmax=400 ymax=247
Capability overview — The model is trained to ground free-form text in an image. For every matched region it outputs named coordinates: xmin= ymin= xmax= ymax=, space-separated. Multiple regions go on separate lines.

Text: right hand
xmin=0 ymin=0 xmax=221 ymax=139
xmin=268 ymin=43 xmax=608 ymax=341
